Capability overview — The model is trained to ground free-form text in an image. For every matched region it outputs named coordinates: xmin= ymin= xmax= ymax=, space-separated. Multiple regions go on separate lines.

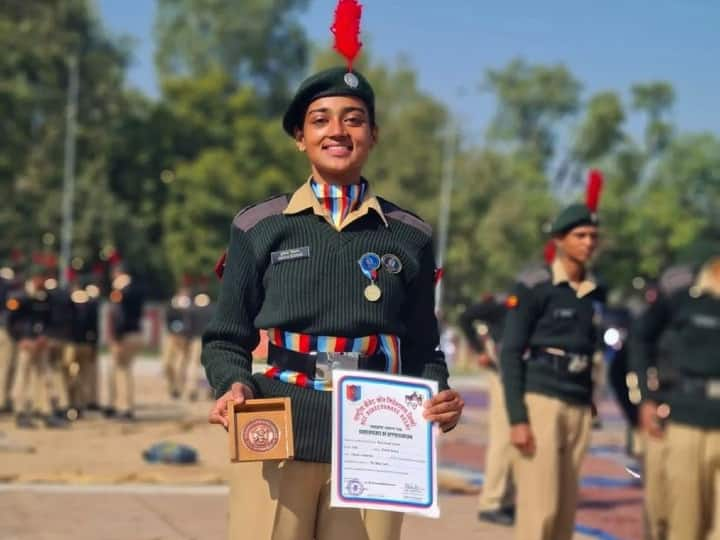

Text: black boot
xmin=478 ymin=506 xmax=515 ymax=526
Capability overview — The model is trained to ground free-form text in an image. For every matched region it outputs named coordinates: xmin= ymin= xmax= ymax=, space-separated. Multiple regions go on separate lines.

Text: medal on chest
xmin=358 ymin=252 xmax=382 ymax=302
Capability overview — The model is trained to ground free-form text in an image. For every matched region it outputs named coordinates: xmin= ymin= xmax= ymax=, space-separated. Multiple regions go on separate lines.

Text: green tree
xmin=484 ymin=59 xmax=581 ymax=168
xmin=155 ymin=0 xmax=310 ymax=110
xmin=631 ymin=81 xmax=675 ymax=156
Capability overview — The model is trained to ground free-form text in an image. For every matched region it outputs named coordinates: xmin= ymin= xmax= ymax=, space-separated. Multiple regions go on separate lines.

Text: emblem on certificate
xmin=330 ymin=370 xmax=440 ymax=518
xmin=228 ymin=398 xmax=294 ymax=462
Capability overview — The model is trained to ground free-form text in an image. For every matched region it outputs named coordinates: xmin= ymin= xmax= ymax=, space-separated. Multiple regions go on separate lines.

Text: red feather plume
xmin=331 ymin=0 xmax=363 ymax=70
xmin=543 ymin=240 xmax=556 ymax=265
xmin=586 ymin=169 xmax=603 ymax=213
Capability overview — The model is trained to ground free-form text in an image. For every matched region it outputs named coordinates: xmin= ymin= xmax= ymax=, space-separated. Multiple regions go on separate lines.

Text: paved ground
xmin=0 ymin=360 xmax=643 ymax=540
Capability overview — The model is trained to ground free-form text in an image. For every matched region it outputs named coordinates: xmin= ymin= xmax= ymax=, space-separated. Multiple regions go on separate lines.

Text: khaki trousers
xmin=46 ymin=340 xmax=69 ymax=410
xmin=478 ymin=370 xmax=515 ymax=511
xmin=0 ymin=328 xmax=14 ymax=407
xmin=10 ymin=343 xmax=51 ymax=414
xmin=108 ymin=333 xmax=143 ymax=413
xmin=184 ymin=337 xmax=202 ymax=398
xmin=228 ymin=460 xmax=403 ymax=540
xmin=65 ymin=343 xmax=97 ymax=409
xmin=666 ymin=422 xmax=720 ymax=540
xmin=162 ymin=334 xmax=190 ymax=396
xmin=513 ymin=393 xmax=592 ymax=540
xmin=643 ymin=434 xmax=669 ymax=540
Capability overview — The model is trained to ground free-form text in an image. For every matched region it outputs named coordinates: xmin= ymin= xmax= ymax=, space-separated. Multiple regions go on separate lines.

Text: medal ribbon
xmin=265 ymin=329 xmax=401 ymax=390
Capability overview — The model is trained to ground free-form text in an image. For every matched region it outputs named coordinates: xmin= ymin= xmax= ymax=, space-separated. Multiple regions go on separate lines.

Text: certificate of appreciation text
xmin=330 ymin=369 xmax=439 ymax=518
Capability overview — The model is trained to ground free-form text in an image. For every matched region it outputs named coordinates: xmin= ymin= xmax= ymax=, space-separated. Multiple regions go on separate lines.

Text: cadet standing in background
xmin=163 ymin=285 xmax=193 ymax=399
xmin=500 ymin=171 xmax=605 ymax=540
xmin=630 ymin=257 xmax=720 ymax=540
xmin=7 ymin=266 xmax=67 ymax=428
xmin=106 ymin=263 xmax=145 ymax=421
xmin=459 ymin=293 xmax=515 ymax=526
xmin=45 ymin=273 xmax=73 ymax=420
xmin=185 ymin=287 xmax=214 ymax=401
xmin=0 ymin=264 xmax=16 ymax=414
xmin=66 ymin=277 xmax=100 ymax=417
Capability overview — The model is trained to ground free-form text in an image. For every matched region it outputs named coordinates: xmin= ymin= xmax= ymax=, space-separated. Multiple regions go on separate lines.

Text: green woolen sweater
xmin=201 ymin=193 xmax=450 ymax=463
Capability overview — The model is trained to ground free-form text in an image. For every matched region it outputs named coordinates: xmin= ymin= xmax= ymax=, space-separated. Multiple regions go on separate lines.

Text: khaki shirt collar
xmin=693 ymin=261 xmax=720 ymax=298
xmin=283 ymin=177 xmax=388 ymax=230
xmin=551 ymin=258 xmax=597 ymax=298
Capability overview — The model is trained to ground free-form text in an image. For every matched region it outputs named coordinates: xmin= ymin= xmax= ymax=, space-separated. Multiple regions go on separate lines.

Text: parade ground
xmin=0 ymin=358 xmax=643 ymax=540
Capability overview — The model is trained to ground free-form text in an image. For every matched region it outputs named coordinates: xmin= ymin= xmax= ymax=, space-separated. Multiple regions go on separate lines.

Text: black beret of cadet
xmin=282 ymin=67 xmax=375 ymax=136
xmin=550 ymin=203 xmax=600 ymax=235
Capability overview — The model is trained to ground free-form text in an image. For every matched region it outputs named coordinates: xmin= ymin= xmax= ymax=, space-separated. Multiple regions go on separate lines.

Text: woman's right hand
xmin=510 ymin=422 xmax=536 ymax=455
xmin=209 ymin=382 xmax=255 ymax=430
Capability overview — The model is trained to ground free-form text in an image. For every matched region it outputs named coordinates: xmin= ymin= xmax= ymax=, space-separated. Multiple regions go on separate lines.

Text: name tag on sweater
xmin=691 ymin=314 xmax=720 ymax=329
xmin=271 ymin=246 xmax=310 ymax=265
xmin=553 ymin=308 xmax=577 ymax=319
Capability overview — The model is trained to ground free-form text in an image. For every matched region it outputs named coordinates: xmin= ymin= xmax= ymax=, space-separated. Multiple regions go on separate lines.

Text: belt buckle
xmin=567 ymin=354 xmax=589 ymax=374
xmin=707 ymin=380 xmax=720 ymax=399
xmin=315 ymin=352 xmax=360 ymax=382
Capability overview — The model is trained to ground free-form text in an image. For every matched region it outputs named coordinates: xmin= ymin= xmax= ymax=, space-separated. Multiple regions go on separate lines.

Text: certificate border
xmin=335 ymin=374 xmax=435 ymax=510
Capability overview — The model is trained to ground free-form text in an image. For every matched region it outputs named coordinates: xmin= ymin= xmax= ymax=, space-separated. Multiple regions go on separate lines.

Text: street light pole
xmin=59 ymin=55 xmax=79 ymax=288
xmin=434 ymin=119 xmax=458 ymax=311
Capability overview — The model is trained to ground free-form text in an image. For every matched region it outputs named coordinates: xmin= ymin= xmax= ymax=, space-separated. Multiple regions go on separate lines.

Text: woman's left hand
xmin=422 ymin=389 xmax=464 ymax=433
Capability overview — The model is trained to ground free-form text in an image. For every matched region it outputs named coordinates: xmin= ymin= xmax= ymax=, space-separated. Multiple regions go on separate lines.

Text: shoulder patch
xmin=659 ymin=265 xmax=695 ymax=296
xmin=379 ymin=198 xmax=432 ymax=237
xmin=516 ymin=264 xmax=552 ymax=288
xmin=232 ymin=195 xmax=289 ymax=232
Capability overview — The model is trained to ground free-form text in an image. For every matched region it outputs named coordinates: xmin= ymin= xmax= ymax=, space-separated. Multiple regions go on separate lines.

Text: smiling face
xmin=294 ymin=95 xmax=377 ymax=185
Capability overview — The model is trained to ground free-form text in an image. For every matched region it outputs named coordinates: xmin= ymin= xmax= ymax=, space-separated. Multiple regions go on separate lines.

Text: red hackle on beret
xmin=331 ymin=0 xmax=363 ymax=70
xmin=586 ymin=169 xmax=603 ymax=213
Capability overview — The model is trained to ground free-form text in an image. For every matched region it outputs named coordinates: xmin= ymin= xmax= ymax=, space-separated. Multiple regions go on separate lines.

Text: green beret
xmin=282 ymin=67 xmax=375 ymax=136
xmin=550 ymin=203 xmax=599 ymax=235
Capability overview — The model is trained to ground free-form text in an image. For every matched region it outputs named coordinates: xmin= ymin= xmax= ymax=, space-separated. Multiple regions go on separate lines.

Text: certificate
xmin=331 ymin=369 xmax=439 ymax=518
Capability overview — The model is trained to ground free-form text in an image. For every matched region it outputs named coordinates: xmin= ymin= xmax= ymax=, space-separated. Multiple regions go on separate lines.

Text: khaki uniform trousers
xmin=666 ymin=422 xmax=720 ymax=540
xmin=0 ymin=328 xmax=14 ymax=407
xmin=10 ymin=342 xmax=52 ymax=415
xmin=108 ymin=333 xmax=143 ymax=413
xmin=643 ymin=433 xmax=669 ymax=540
xmin=162 ymin=333 xmax=190 ymax=396
xmin=46 ymin=339 xmax=70 ymax=410
xmin=478 ymin=370 xmax=515 ymax=511
xmin=228 ymin=460 xmax=403 ymax=540
xmin=184 ymin=337 xmax=202 ymax=398
xmin=513 ymin=393 xmax=592 ymax=540
xmin=65 ymin=343 xmax=97 ymax=409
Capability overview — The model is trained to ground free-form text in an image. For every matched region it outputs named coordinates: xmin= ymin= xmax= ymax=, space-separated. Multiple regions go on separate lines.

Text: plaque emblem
xmin=242 ymin=419 xmax=280 ymax=453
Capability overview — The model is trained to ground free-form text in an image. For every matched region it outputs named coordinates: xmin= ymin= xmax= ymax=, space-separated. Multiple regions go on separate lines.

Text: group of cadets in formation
xmin=0 ymin=261 xmax=215 ymax=429
xmin=461 ymin=252 xmax=720 ymax=540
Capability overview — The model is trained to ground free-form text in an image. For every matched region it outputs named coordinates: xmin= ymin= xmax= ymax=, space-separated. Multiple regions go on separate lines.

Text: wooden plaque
xmin=228 ymin=398 xmax=294 ymax=462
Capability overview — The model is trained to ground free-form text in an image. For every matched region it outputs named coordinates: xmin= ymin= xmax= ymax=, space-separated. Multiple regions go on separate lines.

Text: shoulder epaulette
xmin=379 ymin=198 xmax=432 ymax=237
xmin=515 ymin=264 xmax=552 ymax=288
xmin=232 ymin=194 xmax=289 ymax=232
xmin=659 ymin=264 xmax=695 ymax=296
